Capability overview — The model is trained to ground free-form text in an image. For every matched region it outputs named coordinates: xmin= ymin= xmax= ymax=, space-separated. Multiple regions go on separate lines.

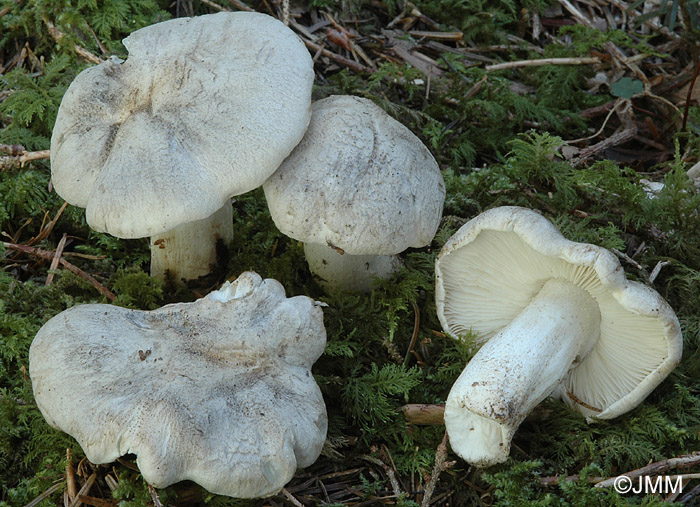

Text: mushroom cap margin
xmin=29 ymin=272 xmax=328 ymax=498
xmin=263 ymin=95 xmax=445 ymax=255
xmin=434 ymin=206 xmax=683 ymax=419
xmin=51 ymin=12 xmax=314 ymax=239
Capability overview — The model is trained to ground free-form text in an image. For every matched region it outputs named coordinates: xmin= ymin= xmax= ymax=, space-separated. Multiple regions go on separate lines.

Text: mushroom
xmin=29 ymin=272 xmax=327 ymax=498
xmin=50 ymin=12 xmax=314 ymax=281
xmin=434 ymin=206 xmax=683 ymax=466
xmin=263 ymin=95 xmax=445 ymax=292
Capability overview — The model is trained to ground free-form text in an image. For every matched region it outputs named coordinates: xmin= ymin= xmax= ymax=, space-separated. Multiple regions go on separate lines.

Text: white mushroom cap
xmin=435 ymin=206 xmax=682 ymax=419
xmin=51 ymin=12 xmax=313 ymax=239
xmin=29 ymin=272 xmax=327 ymax=498
xmin=263 ymin=95 xmax=445 ymax=255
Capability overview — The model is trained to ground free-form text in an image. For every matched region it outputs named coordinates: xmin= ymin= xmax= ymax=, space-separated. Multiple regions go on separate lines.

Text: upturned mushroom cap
xmin=263 ymin=95 xmax=445 ymax=255
xmin=435 ymin=206 xmax=682 ymax=419
xmin=29 ymin=272 xmax=327 ymax=498
xmin=51 ymin=12 xmax=313 ymax=239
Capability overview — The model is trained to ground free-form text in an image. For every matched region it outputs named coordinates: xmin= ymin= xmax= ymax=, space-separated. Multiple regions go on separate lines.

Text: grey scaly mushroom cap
xmin=263 ymin=95 xmax=445 ymax=255
xmin=435 ymin=206 xmax=683 ymax=420
xmin=29 ymin=272 xmax=327 ymax=498
xmin=51 ymin=12 xmax=313 ymax=239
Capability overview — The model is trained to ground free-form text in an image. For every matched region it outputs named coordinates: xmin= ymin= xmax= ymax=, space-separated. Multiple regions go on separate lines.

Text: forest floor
xmin=2 ymin=0 xmax=700 ymax=505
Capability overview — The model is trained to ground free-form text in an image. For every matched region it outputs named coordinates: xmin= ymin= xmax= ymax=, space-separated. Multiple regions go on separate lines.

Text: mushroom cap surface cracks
xmin=51 ymin=12 xmax=313 ymax=238
xmin=29 ymin=272 xmax=327 ymax=498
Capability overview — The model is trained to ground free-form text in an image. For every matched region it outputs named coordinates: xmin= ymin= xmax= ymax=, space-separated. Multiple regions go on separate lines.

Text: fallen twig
xmin=69 ymin=472 xmax=96 ymax=507
xmin=402 ymin=404 xmax=445 ymax=425
xmin=402 ymin=403 xmax=553 ymax=426
xmin=226 ymin=0 xmax=255 ymax=12
xmin=679 ymin=483 xmax=700 ymax=503
xmin=66 ymin=448 xmax=77 ymax=503
xmin=3 ymin=242 xmax=116 ymax=301
xmin=303 ymin=40 xmax=373 ymax=73
xmin=24 ymin=482 xmax=63 ymax=507
xmin=363 ymin=454 xmax=403 ymax=498
xmin=565 ymin=391 xmax=602 ymax=413
xmin=75 ymin=496 xmax=116 ymax=507
xmin=421 ymin=433 xmax=456 ymax=507
xmin=0 ymin=149 xmax=50 ymax=169
xmin=28 ymin=201 xmax=69 ymax=246
xmin=571 ymin=126 xmax=638 ymax=167
xmin=612 ymin=247 xmax=646 ymax=272
xmin=43 ymin=17 xmax=102 ymax=65
xmin=649 ymin=260 xmax=670 ymax=283
xmin=485 ymin=57 xmax=600 ymax=72
xmin=567 ymin=100 xmax=622 ymax=144
xmin=201 ymin=0 xmax=229 ymax=11
xmin=46 ymin=233 xmax=68 ymax=286
xmin=408 ymin=30 xmax=463 ymax=41
xmin=282 ymin=487 xmax=305 ymax=506
xmin=404 ymin=301 xmax=422 ymax=364
xmin=147 ymin=485 xmax=163 ymax=507
xmin=557 ymin=0 xmax=596 ymax=28
xmin=595 ymin=452 xmax=700 ymax=488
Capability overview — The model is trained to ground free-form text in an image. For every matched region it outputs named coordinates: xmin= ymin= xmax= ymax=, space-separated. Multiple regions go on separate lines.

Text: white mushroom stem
xmin=303 ymin=243 xmax=402 ymax=292
xmin=444 ymin=279 xmax=601 ymax=467
xmin=150 ymin=201 xmax=234 ymax=281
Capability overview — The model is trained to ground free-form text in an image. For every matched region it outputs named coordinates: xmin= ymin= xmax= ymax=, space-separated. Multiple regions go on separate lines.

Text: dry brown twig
xmin=404 ymin=301 xmax=423 ymax=363
xmin=595 ymin=452 xmax=700 ymax=488
xmin=200 ymin=0 xmax=229 ymax=11
xmin=570 ymin=99 xmax=639 ymax=166
xmin=302 ymin=39 xmax=373 ymax=73
xmin=147 ymin=484 xmax=164 ymax=507
xmin=363 ymin=454 xmax=403 ymax=498
xmin=612 ymin=247 xmax=646 ymax=272
xmin=42 ymin=17 xmax=102 ymax=65
xmin=0 ymin=146 xmax=50 ymax=169
xmin=25 ymin=482 xmax=63 ymax=507
xmin=104 ymin=474 xmax=119 ymax=492
xmin=421 ymin=432 xmax=456 ymax=507
xmin=65 ymin=448 xmax=77 ymax=503
xmin=3 ymin=242 xmax=116 ymax=301
xmin=649 ymin=260 xmax=671 ymax=283
xmin=485 ymin=56 xmax=601 ymax=72
xmin=281 ymin=0 xmax=289 ymax=25
xmin=282 ymin=487 xmax=305 ymax=506
xmin=68 ymin=472 xmax=96 ymax=507
xmin=402 ymin=403 xmax=445 ymax=425
xmin=27 ymin=201 xmax=70 ymax=247
xmin=227 ymin=0 xmax=255 ymax=12
xmin=45 ymin=233 xmax=69 ymax=286
xmin=566 ymin=99 xmax=624 ymax=144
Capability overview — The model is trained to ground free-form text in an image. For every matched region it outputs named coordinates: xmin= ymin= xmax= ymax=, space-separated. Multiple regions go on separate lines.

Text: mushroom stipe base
xmin=149 ymin=201 xmax=234 ymax=281
xmin=304 ymin=242 xmax=401 ymax=292
xmin=444 ymin=279 xmax=601 ymax=466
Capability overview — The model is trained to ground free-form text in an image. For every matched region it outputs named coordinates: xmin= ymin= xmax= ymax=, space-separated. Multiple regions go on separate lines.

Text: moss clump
xmin=2 ymin=0 xmax=700 ymax=504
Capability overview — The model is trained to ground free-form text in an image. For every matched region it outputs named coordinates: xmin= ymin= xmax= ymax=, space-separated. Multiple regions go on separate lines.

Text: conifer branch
xmin=43 ymin=17 xmax=103 ymax=65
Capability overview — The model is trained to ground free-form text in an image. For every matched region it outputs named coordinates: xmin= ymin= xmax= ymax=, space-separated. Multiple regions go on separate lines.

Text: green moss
xmin=2 ymin=0 xmax=700 ymax=504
